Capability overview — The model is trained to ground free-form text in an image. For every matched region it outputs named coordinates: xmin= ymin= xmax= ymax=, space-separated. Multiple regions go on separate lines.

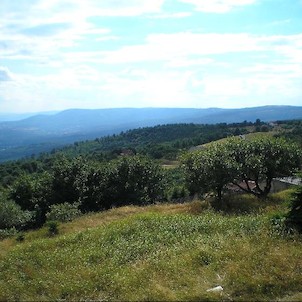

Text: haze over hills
xmin=0 ymin=105 xmax=302 ymax=162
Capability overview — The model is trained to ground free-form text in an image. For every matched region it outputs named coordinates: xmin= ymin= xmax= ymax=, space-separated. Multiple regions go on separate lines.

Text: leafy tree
xmin=0 ymin=193 xmax=33 ymax=230
xmin=9 ymin=172 xmax=53 ymax=226
xmin=227 ymin=137 xmax=301 ymax=198
xmin=79 ymin=155 xmax=165 ymax=211
xmin=181 ymin=137 xmax=301 ymax=200
xmin=50 ymin=156 xmax=89 ymax=205
xmin=181 ymin=143 xmax=235 ymax=201
xmin=105 ymin=156 xmax=165 ymax=206
xmin=80 ymin=163 xmax=112 ymax=211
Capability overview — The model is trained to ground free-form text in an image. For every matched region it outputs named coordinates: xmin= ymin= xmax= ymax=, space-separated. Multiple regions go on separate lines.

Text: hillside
xmin=1 ymin=105 xmax=302 ymax=161
xmin=0 ymin=117 xmax=301 ymax=301
xmin=1 ymin=192 xmax=302 ymax=301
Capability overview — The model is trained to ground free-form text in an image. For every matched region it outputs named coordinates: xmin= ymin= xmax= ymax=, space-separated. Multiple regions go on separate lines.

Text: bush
xmin=286 ymin=186 xmax=302 ymax=232
xmin=46 ymin=221 xmax=59 ymax=236
xmin=46 ymin=202 xmax=82 ymax=222
xmin=0 ymin=198 xmax=33 ymax=230
xmin=0 ymin=228 xmax=17 ymax=240
xmin=16 ymin=233 xmax=25 ymax=242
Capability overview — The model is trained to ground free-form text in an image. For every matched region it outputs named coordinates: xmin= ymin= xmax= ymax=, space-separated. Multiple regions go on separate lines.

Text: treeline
xmin=0 ymin=121 xmax=261 ymax=187
xmin=51 ymin=122 xmax=253 ymax=159
xmin=275 ymin=119 xmax=302 ymax=145
xmin=0 ymin=155 xmax=166 ymax=232
xmin=1 ymin=120 xmax=302 ymax=236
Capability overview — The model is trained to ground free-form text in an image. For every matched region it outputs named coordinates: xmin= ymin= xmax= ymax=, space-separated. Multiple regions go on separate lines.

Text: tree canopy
xmin=181 ymin=137 xmax=302 ymax=200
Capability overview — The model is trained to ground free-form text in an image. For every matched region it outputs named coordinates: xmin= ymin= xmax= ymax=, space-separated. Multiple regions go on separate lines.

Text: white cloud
xmin=179 ymin=0 xmax=257 ymax=13
xmin=1 ymin=0 xmax=302 ymax=112
xmin=86 ymin=32 xmax=262 ymax=65
xmin=149 ymin=12 xmax=192 ymax=19
xmin=0 ymin=66 xmax=13 ymax=81
xmin=75 ymin=32 xmax=301 ymax=66
xmin=33 ymin=0 xmax=165 ymax=18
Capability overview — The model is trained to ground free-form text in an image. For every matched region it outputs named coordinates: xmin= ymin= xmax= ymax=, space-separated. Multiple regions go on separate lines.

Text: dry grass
xmin=0 ymin=190 xmax=301 ymax=301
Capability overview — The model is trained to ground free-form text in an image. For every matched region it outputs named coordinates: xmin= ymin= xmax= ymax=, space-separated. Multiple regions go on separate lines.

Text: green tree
xmin=227 ymin=137 xmax=301 ymax=198
xmin=106 ymin=156 xmax=165 ymax=206
xmin=181 ymin=143 xmax=235 ymax=201
xmin=9 ymin=172 xmax=53 ymax=226
xmin=46 ymin=202 xmax=81 ymax=222
xmin=0 ymin=193 xmax=33 ymax=230
xmin=50 ymin=156 xmax=89 ymax=205
xmin=181 ymin=137 xmax=301 ymax=200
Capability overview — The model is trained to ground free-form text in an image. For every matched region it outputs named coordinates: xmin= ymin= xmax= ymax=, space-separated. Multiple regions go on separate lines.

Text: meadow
xmin=1 ymin=190 xmax=301 ymax=301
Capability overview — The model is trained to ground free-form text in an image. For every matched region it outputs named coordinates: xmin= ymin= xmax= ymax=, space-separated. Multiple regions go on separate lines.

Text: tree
xmin=105 ymin=156 xmax=165 ymax=206
xmin=10 ymin=172 xmax=53 ymax=226
xmin=226 ymin=137 xmax=301 ymax=198
xmin=181 ymin=137 xmax=301 ymax=200
xmin=80 ymin=155 xmax=166 ymax=211
xmin=181 ymin=143 xmax=235 ymax=201
xmin=50 ymin=156 xmax=89 ymax=205
xmin=0 ymin=193 xmax=33 ymax=230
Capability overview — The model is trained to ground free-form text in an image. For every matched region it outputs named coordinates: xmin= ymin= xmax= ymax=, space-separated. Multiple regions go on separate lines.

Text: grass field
xmin=0 ymin=190 xmax=301 ymax=301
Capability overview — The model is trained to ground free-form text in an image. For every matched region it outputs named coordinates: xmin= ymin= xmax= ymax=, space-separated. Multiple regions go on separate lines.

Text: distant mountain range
xmin=0 ymin=106 xmax=302 ymax=162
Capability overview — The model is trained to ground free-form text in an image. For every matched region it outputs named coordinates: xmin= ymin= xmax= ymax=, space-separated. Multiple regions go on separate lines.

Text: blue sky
xmin=0 ymin=0 xmax=302 ymax=113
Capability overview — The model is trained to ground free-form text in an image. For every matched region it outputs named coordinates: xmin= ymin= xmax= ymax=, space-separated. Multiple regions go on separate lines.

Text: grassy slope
xmin=0 ymin=191 xmax=302 ymax=301
xmin=195 ymin=131 xmax=275 ymax=149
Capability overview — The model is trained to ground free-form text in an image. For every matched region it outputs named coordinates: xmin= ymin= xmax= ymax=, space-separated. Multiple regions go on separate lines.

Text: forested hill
xmin=1 ymin=105 xmax=302 ymax=162
xmin=0 ymin=121 xmax=256 ymax=186
xmin=52 ymin=122 xmax=250 ymax=160
xmin=1 ymin=119 xmax=302 ymax=188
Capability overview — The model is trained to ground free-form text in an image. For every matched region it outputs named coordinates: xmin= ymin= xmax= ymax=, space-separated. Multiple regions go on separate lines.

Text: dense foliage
xmin=0 ymin=119 xmax=301 ymax=233
xmin=286 ymin=186 xmax=302 ymax=232
xmin=0 ymin=122 xmax=251 ymax=188
xmin=181 ymin=137 xmax=302 ymax=200
xmin=3 ymin=155 xmax=165 ymax=229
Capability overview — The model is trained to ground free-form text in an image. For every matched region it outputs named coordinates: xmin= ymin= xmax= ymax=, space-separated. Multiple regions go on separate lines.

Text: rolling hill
xmin=0 ymin=105 xmax=302 ymax=162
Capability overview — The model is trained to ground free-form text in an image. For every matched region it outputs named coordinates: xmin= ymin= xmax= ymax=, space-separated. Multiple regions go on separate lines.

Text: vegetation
xmin=0 ymin=118 xmax=301 ymax=300
xmin=0 ymin=121 xmax=254 ymax=188
xmin=4 ymin=155 xmax=165 ymax=228
xmin=286 ymin=186 xmax=302 ymax=232
xmin=181 ymin=137 xmax=301 ymax=200
xmin=0 ymin=193 xmax=302 ymax=301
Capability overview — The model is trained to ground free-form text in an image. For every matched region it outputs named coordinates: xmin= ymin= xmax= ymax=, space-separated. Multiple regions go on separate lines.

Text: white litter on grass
xmin=206 ymin=285 xmax=223 ymax=293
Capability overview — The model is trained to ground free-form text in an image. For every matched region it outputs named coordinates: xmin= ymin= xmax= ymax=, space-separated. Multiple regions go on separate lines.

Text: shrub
xmin=46 ymin=221 xmax=59 ymax=236
xmin=286 ymin=186 xmax=302 ymax=232
xmin=16 ymin=233 xmax=25 ymax=242
xmin=0 ymin=228 xmax=17 ymax=240
xmin=46 ymin=202 xmax=82 ymax=222
xmin=0 ymin=198 xmax=33 ymax=230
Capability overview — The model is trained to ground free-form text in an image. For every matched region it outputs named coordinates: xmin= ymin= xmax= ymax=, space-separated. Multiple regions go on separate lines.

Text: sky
xmin=0 ymin=0 xmax=302 ymax=113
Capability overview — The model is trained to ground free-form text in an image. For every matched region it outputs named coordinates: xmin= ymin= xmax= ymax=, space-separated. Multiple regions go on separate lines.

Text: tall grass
xmin=1 ymin=198 xmax=301 ymax=301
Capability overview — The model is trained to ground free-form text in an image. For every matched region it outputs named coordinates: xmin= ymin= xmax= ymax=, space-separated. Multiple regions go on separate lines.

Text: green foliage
xmin=51 ymin=156 xmax=89 ymax=205
xmin=9 ymin=172 xmax=53 ymax=226
xmin=1 ymin=120 xmax=301 ymax=232
xmin=16 ymin=233 xmax=25 ymax=242
xmin=0 ymin=194 xmax=33 ymax=230
xmin=46 ymin=202 xmax=82 ymax=222
xmin=46 ymin=221 xmax=59 ymax=236
xmin=181 ymin=143 xmax=236 ymax=200
xmin=226 ymin=137 xmax=302 ymax=197
xmin=104 ymin=155 xmax=165 ymax=206
xmin=286 ymin=186 xmax=302 ymax=232
xmin=181 ymin=137 xmax=302 ymax=200
xmin=0 ymin=228 xmax=17 ymax=240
